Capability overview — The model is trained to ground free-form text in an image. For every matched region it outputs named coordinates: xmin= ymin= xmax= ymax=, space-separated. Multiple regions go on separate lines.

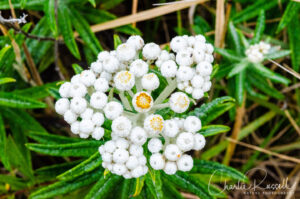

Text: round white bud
xmin=129 ymin=144 xmax=143 ymax=157
xmin=104 ymin=140 xmax=116 ymax=153
xmin=192 ymin=88 xmax=204 ymax=100
xmin=55 ymin=98 xmax=70 ymax=115
xmin=115 ymin=138 xmax=129 ymax=149
xmin=70 ymin=97 xmax=87 ymax=114
xmin=170 ymin=36 xmax=188 ymax=53
xmin=112 ymin=116 xmax=132 ymax=137
xmin=176 ymin=50 xmax=193 ymax=66
xmin=91 ymin=61 xmax=103 ymax=74
xmin=70 ymin=121 xmax=80 ymax=134
xmin=144 ymin=114 xmax=164 ymax=136
xmin=114 ymin=71 xmax=135 ymax=91
xmin=194 ymin=133 xmax=206 ymax=150
xmin=184 ymin=116 xmax=202 ymax=133
xmin=100 ymin=71 xmax=112 ymax=82
xmin=164 ymin=161 xmax=177 ymax=175
xmin=164 ymin=144 xmax=182 ymax=161
xmin=148 ymin=138 xmax=163 ymax=153
xmin=79 ymin=119 xmax=94 ymax=135
xmin=141 ymin=73 xmax=159 ymax=91
xmin=193 ymin=49 xmax=205 ymax=63
xmin=163 ymin=120 xmax=179 ymax=138
xmin=131 ymin=166 xmax=144 ymax=178
xmin=130 ymin=59 xmax=148 ymax=77
xmin=191 ymin=75 xmax=204 ymax=88
xmin=102 ymin=152 xmax=112 ymax=163
xmin=90 ymin=92 xmax=108 ymax=109
xmin=116 ymin=43 xmax=136 ymax=62
xmin=142 ymin=43 xmax=161 ymax=60
xmin=91 ymin=112 xmax=105 ymax=126
xmin=176 ymin=66 xmax=195 ymax=82
xmin=71 ymin=74 xmax=81 ymax=84
xmin=97 ymin=51 xmax=110 ymax=62
xmin=104 ymin=101 xmax=123 ymax=120
xmin=94 ymin=78 xmax=109 ymax=92
xmin=59 ymin=82 xmax=71 ymax=98
xmin=126 ymin=155 xmax=139 ymax=170
xmin=64 ymin=110 xmax=77 ymax=124
xmin=80 ymin=108 xmax=93 ymax=120
xmin=92 ymin=127 xmax=104 ymax=140
xmin=160 ymin=60 xmax=177 ymax=78
xmin=196 ymin=62 xmax=212 ymax=76
xmin=202 ymin=81 xmax=212 ymax=92
xmin=113 ymin=164 xmax=127 ymax=175
xmin=176 ymin=132 xmax=194 ymax=152
xmin=69 ymin=83 xmax=87 ymax=98
xmin=80 ymin=70 xmax=96 ymax=87
xmin=113 ymin=148 xmax=129 ymax=164
xmin=150 ymin=153 xmax=165 ymax=170
xmin=102 ymin=55 xmax=119 ymax=73
xmin=177 ymin=154 xmax=193 ymax=172
xmin=126 ymin=35 xmax=144 ymax=50
xmin=130 ymin=127 xmax=147 ymax=145
xmin=169 ymin=92 xmax=190 ymax=113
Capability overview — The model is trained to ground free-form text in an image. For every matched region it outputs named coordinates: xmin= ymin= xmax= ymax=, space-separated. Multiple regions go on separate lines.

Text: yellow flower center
xmin=150 ymin=116 xmax=164 ymax=132
xmin=175 ymin=95 xmax=189 ymax=108
xmin=117 ymin=71 xmax=132 ymax=84
xmin=135 ymin=92 xmax=152 ymax=109
xmin=145 ymin=73 xmax=154 ymax=80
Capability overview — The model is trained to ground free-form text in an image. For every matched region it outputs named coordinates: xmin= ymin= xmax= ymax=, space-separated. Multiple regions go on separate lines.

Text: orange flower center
xmin=150 ymin=116 xmax=164 ymax=132
xmin=135 ymin=92 xmax=152 ymax=109
xmin=117 ymin=71 xmax=132 ymax=84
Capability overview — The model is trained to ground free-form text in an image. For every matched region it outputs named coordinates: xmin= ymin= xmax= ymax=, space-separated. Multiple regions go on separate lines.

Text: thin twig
xmin=268 ymin=59 xmax=300 ymax=80
xmin=131 ymin=0 xmax=138 ymax=27
xmin=284 ymin=110 xmax=300 ymax=136
xmin=226 ymin=137 xmax=300 ymax=164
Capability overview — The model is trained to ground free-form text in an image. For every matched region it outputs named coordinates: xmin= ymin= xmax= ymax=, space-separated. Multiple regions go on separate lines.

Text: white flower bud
xmin=158 ymin=50 xmax=171 ymax=61
xmin=71 ymin=74 xmax=81 ymax=84
xmin=115 ymin=138 xmax=129 ymax=149
xmin=80 ymin=70 xmax=96 ymax=87
xmin=94 ymin=78 xmax=109 ymax=92
xmin=69 ymin=83 xmax=87 ymax=98
xmin=130 ymin=59 xmax=148 ymax=77
xmin=70 ymin=97 xmax=87 ymax=114
xmin=79 ymin=133 xmax=89 ymax=139
xmin=177 ymin=154 xmax=193 ymax=172
xmin=148 ymin=138 xmax=163 ymax=153
xmin=116 ymin=43 xmax=136 ymax=62
xmin=104 ymin=101 xmax=123 ymax=120
xmin=187 ymin=36 xmax=196 ymax=47
xmin=131 ymin=166 xmax=144 ymax=178
xmin=176 ymin=132 xmax=194 ymax=152
xmin=138 ymin=156 xmax=147 ymax=165
xmin=205 ymin=43 xmax=214 ymax=54
xmin=141 ymin=73 xmax=159 ymax=91
xmin=160 ymin=60 xmax=177 ymax=78
xmin=192 ymin=88 xmax=204 ymax=100
xmin=144 ymin=114 xmax=164 ymax=136
xmin=142 ymin=43 xmax=161 ymax=60
xmin=164 ymin=161 xmax=177 ymax=175
xmin=202 ymin=81 xmax=212 ymax=92
xmin=98 ymin=145 xmax=105 ymax=154
xmin=113 ymin=148 xmax=129 ymax=164
xmin=100 ymin=71 xmax=112 ymax=82
xmin=126 ymin=156 xmax=139 ymax=170
xmin=104 ymin=140 xmax=116 ymax=153
xmin=70 ymin=121 xmax=80 ymax=134
xmin=55 ymin=98 xmax=70 ymax=115
xmin=130 ymin=127 xmax=147 ymax=145
xmin=176 ymin=50 xmax=193 ymax=66
xmin=150 ymin=153 xmax=165 ymax=170
xmin=80 ymin=108 xmax=93 ymax=120
xmin=59 ymin=82 xmax=71 ymax=98
xmin=193 ymin=49 xmax=205 ymax=63
xmin=176 ymin=66 xmax=195 ymax=82
xmin=114 ymin=71 xmax=135 ymax=91
xmin=194 ymin=133 xmax=206 ymax=150
xmin=126 ymin=35 xmax=144 ymax=50
xmin=97 ymin=51 xmax=110 ymax=62
xmin=123 ymin=171 xmax=132 ymax=179
xmin=92 ymin=112 xmax=105 ymax=126
xmin=92 ymin=127 xmax=104 ymax=140
xmin=129 ymin=144 xmax=143 ymax=157
xmin=132 ymin=91 xmax=153 ymax=113
xmin=112 ymin=116 xmax=132 ymax=137
xmin=79 ymin=119 xmax=95 ymax=134
xmin=164 ymin=144 xmax=182 ymax=161
xmin=196 ymin=62 xmax=212 ymax=76
xmin=195 ymin=35 xmax=206 ymax=43
xmin=185 ymin=86 xmax=193 ymax=94
xmin=90 ymin=92 xmax=108 ymax=109
xmin=184 ymin=116 xmax=201 ymax=133
xmin=113 ymin=164 xmax=127 ymax=175
xmin=103 ymin=55 xmax=119 ymax=73
xmin=102 ymin=152 xmax=112 ymax=162
xmin=204 ymin=54 xmax=214 ymax=63
xmin=191 ymin=75 xmax=204 ymax=88
xmin=170 ymin=36 xmax=188 ymax=53
xmin=169 ymin=92 xmax=190 ymax=113
xmin=64 ymin=110 xmax=77 ymax=124
xmin=91 ymin=61 xmax=103 ymax=74
xmin=163 ymin=120 xmax=179 ymax=138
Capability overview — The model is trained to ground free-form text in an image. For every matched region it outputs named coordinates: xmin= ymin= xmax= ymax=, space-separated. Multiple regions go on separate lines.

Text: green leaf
xmin=0 ymin=0 xmax=44 ymax=10
xmin=276 ymin=2 xmax=300 ymax=33
xmin=0 ymin=92 xmax=46 ymax=109
xmin=232 ymin=0 xmax=280 ymax=23
xmin=248 ymin=72 xmax=285 ymax=99
xmin=251 ymin=63 xmax=290 ymax=85
xmin=235 ymin=71 xmax=245 ymax=106
xmin=199 ymin=125 xmax=230 ymax=137
xmin=85 ymin=173 xmax=122 ymax=199
xmin=36 ymin=160 xmax=81 ymax=177
xmin=28 ymin=131 xmax=82 ymax=144
xmin=26 ymin=140 xmax=102 ymax=157
xmin=0 ymin=114 xmax=9 ymax=169
xmin=251 ymin=9 xmax=265 ymax=44
xmin=6 ymin=136 xmax=34 ymax=180
xmin=70 ymin=8 xmax=102 ymax=55
xmin=72 ymin=63 xmax=84 ymax=74
xmin=214 ymin=48 xmax=241 ymax=62
xmin=0 ymin=45 xmax=12 ymax=67
xmin=228 ymin=21 xmax=242 ymax=55
xmin=13 ymin=82 xmax=59 ymax=99
xmin=119 ymin=179 xmax=134 ymax=199
xmin=264 ymin=50 xmax=290 ymax=60
xmin=162 ymin=179 xmax=184 ymax=199
xmin=0 ymin=174 xmax=28 ymax=191
xmin=58 ymin=4 xmax=80 ymax=59
xmin=113 ymin=34 xmax=122 ymax=49
xmin=30 ymin=170 xmax=102 ymax=199
xmin=58 ymin=152 xmax=102 ymax=180
xmin=188 ymin=96 xmax=235 ymax=125
xmin=163 ymin=172 xmax=214 ymax=199
xmin=88 ymin=0 xmax=96 ymax=7
xmin=227 ymin=60 xmax=249 ymax=78
xmin=145 ymin=170 xmax=163 ymax=199
xmin=190 ymin=160 xmax=248 ymax=182
xmin=287 ymin=15 xmax=300 ymax=71
xmin=0 ymin=77 xmax=15 ymax=85
xmin=44 ymin=0 xmax=58 ymax=37
xmin=21 ymin=0 xmax=27 ymax=9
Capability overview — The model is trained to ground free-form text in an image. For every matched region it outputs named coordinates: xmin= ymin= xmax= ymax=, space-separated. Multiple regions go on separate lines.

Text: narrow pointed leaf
xmin=44 ymin=0 xmax=58 ymax=36
xmin=214 ymin=48 xmax=241 ymax=62
xmin=228 ymin=21 xmax=242 ymax=55
xmin=276 ymin=2 xmax=300 ymax=33
xmin=113 ymin=34 xmax=122 ymax=49
xmin=199 ymin=125 xmax=230 ymax=137
xmin=227 ymin=60 xmax=249 ymax=78
xmin=0 ymin=114 xmax=9 ymax=169
xmin=251 ymin=9 xmax=265 ymax=44
xmin=0 ymin=92 xmax=46 ymax=109
xmin=0 ymin=77 xmax=16 ymax=85
xmin=72 ymin=63 xmax=84 ymax=74
xmin=26 ymin=140 xmax=102 ymax=157
xmin=287 ymin=15 xmax=300 ymax=71
xmin=264 ymin=50 xmax=290 ymax=60
xmin=235 ymin=71 xmax=245 ymax=106
xmin=145 ymin=170 xmax=163 ymax=199
xmin=28 ymin=131 xmax=82 ymax=144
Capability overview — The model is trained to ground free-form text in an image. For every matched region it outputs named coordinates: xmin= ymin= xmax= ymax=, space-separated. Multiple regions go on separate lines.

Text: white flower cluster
xmin=158 ymin=35 xmax=214 ymax=100
xmin=55 ymin=35 xmax=210 ymax=179
xmin=148 ymin=116 xmax=205 ymax=174
xmin=245 ymin=41 xmax=271 ymax=63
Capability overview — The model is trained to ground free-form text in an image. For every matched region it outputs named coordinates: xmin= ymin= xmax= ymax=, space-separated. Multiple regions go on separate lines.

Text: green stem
xmin=119 ymin=91 xmax=132 ymax=111
xmin=136 ymin=77 xmax=142 ymax=92
xmin=177 ymin=11 xmax=182 ymax=35
xmin=154 ymin=78 xmax=177 ymax=105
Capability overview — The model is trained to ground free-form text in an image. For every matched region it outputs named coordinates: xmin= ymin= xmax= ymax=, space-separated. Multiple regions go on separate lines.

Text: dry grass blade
xmin=74 ymin=0 xmax=207 ymax=36
xmin=284 ymin=110 xmax=300 ymax=136
xmin=131 ymin=0 xmax=138 ymax=27
xmin=268 ymin=59 xmax=300 ymax=80
xmin=214 ymin=0 xmax=225 ymax=49
xmin=226 ymin=137 xmax=300 ymax=164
